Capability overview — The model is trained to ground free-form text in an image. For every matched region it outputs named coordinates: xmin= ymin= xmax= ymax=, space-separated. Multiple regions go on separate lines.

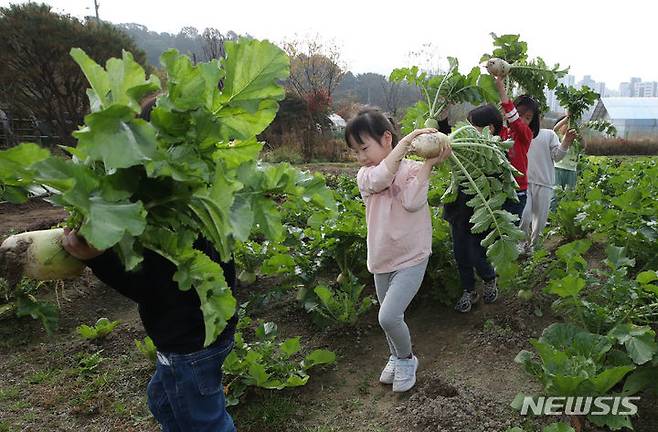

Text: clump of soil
xmin=388 ymin=369 xmax=520 ymax=432
xmin=0 ymin=236 xmax=30 ymax=289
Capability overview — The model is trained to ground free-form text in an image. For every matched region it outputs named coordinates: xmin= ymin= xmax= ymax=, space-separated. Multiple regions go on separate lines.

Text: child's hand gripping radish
xmin=494 ymin=75 xmax=510 ymax=103
xmin=426 ymin=143 xmax=452 ymax=166
xmin=386 ymin=127 xmax=438 ymax=169
xmin=61 ymin=228 xmax=104 ymax=261
xmin=561 ymin=129 xmax=578 ymax=149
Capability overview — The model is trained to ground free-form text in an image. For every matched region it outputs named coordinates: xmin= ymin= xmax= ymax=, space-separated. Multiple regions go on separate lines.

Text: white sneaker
xmin=379 ymin=355 xmax=396 ymax=384
xmin=393 ymin=355 xmax=418 ymax=392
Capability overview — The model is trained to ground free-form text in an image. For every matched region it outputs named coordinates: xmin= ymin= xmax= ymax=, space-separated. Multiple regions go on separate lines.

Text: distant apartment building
xmin=564 ymin=75 xmax=576 ymax=87
xmin=619 ymin=82 xmax=632 ymax=97
xmin=630 ymin=77 xmax=642 ymax=95
xmin=578 ymin=75 xmax=605 ymax=95
xmin=604 ymin=87 xmax=619 ymax=97
xmin=579 ymin=75 xmax=596 ymax=89
xmin=596 ymin=82 xmax=606 ymax=96
xmin=546 ymin=87 xmax=559 ymax=113
xmin=545 ymin=75 xmax=576 ymax=113
xmin=634 ymin=82 xmax=657 ymax=97
xmin=619 ymin=78 xmax=658 ymax=97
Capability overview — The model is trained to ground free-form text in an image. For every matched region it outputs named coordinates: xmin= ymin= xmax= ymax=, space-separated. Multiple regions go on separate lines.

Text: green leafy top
xmin=481 ymin=33 xmax=568 ymax=112
xmin=0 ymin=38 xmax=336 ymax=346
xmin=554 ymin=84 xmax=617 ymax=153
xmin=482 ymin=33 xmax=528 ymax=64
xmin=390 ymin=58 xmax=497 ymax=133
xmin=443 ymin=124 xmax=525 ymax=283
xmin=554 ymin=84 xmax=599 ymax=126
xmin=516 ymin=322 xmax=636 ymax=398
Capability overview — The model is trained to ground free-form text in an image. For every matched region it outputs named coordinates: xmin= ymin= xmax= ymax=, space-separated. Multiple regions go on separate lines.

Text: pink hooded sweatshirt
xmin=357 ymin=159 xmax=432 ymax=274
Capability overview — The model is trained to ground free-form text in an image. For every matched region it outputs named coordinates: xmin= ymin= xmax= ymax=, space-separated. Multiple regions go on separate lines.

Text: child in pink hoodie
xmin=345 ymin=109 xmax=451 ymax=392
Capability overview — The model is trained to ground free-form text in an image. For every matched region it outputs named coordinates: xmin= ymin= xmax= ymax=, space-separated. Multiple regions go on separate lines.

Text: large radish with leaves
xmin=481 ymin=33 xmax=568 ymax=111
xmin=484 ymin=57 xmax=558 ymax=78
xmin=0 ymin=228 xmax=84 ymax=281
xmin=0 ymin=39 xmax=336 ymax=345
xmin=407 ymin=124 xmax=525 ymax=282
xmin=390 ymin=57 xmax=498 ymax=133
xmin=390 ymin=53 xmax=536 ymax=282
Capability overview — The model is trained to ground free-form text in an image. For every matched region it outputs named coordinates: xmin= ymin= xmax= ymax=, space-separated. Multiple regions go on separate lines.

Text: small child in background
xmin=493 ymin=75 xmax=536 ymax=222
xmin=521 ymin=117 xmax=577 ymax=251
xmin=445 ymin=104 xmax=502 ymax=313
xmin=553 ymin=114 xmax=579 ymax=188
xmin=345 ymin=108 xmax=451 ymax=392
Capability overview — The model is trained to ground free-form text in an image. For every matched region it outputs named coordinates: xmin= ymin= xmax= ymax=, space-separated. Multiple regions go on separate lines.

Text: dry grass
xmin=584 ymin=136 xmax=658 ymax=156
xmin=261 ymin=129 xmax=351 ymax=163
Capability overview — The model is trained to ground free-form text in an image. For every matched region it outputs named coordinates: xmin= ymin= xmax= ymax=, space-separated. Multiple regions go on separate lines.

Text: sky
xmin=2 ymin=0 xmax=656 ymax=89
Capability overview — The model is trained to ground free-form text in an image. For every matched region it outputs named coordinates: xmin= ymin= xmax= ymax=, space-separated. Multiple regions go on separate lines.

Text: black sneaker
xmin=455 ymin=290 xmax=479 ymax=313
xmin=483 ymin=278 xmax=498 ymax=304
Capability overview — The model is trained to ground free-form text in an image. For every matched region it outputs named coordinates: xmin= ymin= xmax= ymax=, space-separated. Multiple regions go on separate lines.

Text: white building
xmin=629 ymin=77 xmax=642 ymax=96
xmin=590 ymin=97 xmax=658 ymax=138
xmin=545 ymin=75 xmax=577 ymax=113
xmin=619 ymin=82 xmax=631 ymax=97
xmin=579 ymin=75 xmax=596 ymax=89
xmin=634 ymin=82 xmax=658 ymax=97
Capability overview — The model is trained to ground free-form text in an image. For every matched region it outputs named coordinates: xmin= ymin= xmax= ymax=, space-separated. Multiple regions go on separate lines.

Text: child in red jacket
xmin=494 ymin=76 xmax=539 ymax=222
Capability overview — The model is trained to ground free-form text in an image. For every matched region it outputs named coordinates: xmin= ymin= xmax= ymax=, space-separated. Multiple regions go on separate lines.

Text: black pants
xmin=503 ymin=191 xmax=527 ymax=226
xmin=449 ymin=217 xmax=496 ymax=292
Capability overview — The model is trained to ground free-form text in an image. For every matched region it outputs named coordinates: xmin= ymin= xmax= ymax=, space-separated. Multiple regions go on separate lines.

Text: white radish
xmin=238 ymin=269 xmax=256 ymax=285
xmin=485 ymin=58 xmax=512 ymax=77
xmin=0 ymin=228 xmax=84 ymax=281
xmin=409 ymin=132 xmax=451 ymax=158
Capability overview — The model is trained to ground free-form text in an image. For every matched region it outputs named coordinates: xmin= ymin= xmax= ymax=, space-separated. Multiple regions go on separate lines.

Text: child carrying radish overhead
xmin=345 ymin=109 xmax=451 ymax=392
xmin=493 ymin=76 xmax=536 ymax=222
xmin=553 ymin=114 xmax=579 ymax=190
xmin=520 ymin=116 xmax=577 ymax=252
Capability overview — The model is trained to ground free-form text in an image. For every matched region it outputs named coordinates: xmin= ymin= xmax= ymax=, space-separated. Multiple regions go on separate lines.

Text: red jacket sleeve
xmin=501 ymin=100 xmax=532 ymax=152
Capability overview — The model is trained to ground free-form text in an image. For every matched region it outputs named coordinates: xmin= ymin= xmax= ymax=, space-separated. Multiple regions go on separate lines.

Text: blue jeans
xmin=450 ymin=217 xmax=496 ymax=292
xmin=503 ymin=191 xmax=527 ymax=226
xmin=147 ymin=339 xmax=236 ymax=432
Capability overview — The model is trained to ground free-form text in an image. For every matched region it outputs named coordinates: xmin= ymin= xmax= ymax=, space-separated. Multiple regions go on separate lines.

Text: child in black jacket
xmin=63 ymin=232 xmax=237 ymax=432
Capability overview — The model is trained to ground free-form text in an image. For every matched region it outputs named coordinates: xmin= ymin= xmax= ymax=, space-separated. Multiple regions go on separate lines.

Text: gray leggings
xmin=374 ymin=257 xmax=429 ymax=359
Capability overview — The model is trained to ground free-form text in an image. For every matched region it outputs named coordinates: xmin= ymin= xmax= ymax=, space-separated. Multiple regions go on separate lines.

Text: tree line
xmin=0 ymin=2 xmax=420 ymax=159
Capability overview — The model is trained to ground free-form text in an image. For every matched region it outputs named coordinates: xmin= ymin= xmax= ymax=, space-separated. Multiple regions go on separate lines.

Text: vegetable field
xmin=1 ymin=157 xmax=657 ymax=432
xmin=1 ymin=33 xmax=657 ymax=432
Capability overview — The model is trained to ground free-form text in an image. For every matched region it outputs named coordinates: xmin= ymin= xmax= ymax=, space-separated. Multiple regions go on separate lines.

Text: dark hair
xmin=514 ymin=95 xmax=540 ymax=138
xmin=554 ymin=114 xmax=567 ymax=127
xmin=467 ymin=104 xmax=503 ymax=136
xmin=139 ymin=93 xmax=159 ymax=121
xmin=344 ymin=108 xmax=398 ymax=148
xmin=437 ymin=118 xmax=452 ymax=135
